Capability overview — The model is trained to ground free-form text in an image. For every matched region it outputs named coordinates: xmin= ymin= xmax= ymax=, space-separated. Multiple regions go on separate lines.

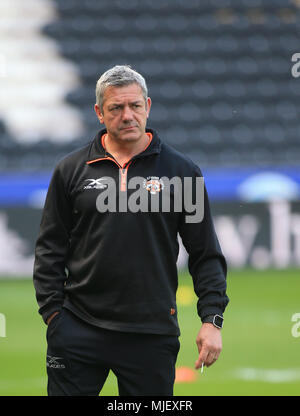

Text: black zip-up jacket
xmin=33 ymin=128 xmax=229 ymax=336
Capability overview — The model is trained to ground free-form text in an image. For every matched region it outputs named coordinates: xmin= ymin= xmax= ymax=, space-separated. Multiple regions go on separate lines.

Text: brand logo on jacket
xmin=46 ymin=355 xmax=66 ymax=369
xmin=83 ymin=178 xmax=108 ymax=190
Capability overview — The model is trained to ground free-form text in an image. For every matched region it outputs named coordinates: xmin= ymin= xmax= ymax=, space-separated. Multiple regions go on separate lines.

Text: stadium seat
xmin=1 ymin=0 xmax=300 ymax=170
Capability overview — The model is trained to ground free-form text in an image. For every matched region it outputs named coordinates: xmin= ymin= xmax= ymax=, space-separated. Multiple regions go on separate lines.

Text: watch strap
xmin=202 ymin=314 xmax=223 ymax=328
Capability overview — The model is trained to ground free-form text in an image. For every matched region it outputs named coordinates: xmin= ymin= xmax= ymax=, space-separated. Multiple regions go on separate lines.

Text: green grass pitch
xmin=0 ymin=268 xmax=299 ymax=396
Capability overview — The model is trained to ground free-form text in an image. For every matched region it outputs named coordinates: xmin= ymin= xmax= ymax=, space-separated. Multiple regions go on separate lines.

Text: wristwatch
xmin=202 ymin=314 xmax=224 ymax=329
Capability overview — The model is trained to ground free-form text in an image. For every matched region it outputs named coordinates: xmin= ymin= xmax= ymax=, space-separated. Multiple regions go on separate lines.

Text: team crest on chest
xmin=143 ymin=176 xmax=164 ymax=195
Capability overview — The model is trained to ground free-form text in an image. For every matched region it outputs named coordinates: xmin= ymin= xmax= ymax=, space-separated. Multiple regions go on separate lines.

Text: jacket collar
xmin=87 ymin=127 xmax=162 ymax=163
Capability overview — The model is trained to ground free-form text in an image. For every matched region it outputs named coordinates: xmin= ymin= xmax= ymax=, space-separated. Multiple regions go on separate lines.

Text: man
xmin=33 ymin=65 xmax=229 ymax=396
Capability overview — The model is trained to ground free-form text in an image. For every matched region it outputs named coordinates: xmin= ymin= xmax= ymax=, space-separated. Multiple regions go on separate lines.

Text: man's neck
xmin=104 ymin=132 xmax=150 ymax=166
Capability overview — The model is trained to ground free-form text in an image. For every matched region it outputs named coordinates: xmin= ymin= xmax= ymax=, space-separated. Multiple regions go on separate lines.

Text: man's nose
xmin=121 ymin=105 xmax=134 ymax=121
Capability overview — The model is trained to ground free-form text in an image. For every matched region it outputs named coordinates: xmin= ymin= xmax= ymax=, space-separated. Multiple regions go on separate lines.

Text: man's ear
xmin=146 ymin=97 xmax=152 ymax=118
xmin=95 ymin=104 xmax=104 ymax=124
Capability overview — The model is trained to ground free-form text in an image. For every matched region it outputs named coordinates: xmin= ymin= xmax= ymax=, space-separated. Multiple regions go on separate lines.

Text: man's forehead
xmin=103 ymin=83 xmax=144 ymax=103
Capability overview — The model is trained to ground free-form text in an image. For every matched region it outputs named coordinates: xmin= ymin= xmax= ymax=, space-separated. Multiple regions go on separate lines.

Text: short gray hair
xmin=95 ymin=65 xmax=148 ymax=111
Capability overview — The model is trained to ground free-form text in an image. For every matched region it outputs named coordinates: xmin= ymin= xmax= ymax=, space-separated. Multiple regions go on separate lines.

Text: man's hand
xmin=195 ymin=323 xmax=222 ymax=370
xmin=46 ymin=311 xmax=60 ymax=326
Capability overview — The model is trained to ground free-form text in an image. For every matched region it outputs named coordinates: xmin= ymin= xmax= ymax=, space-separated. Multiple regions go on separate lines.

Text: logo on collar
xmin=143 ymin=176 xmax=164 ymax=195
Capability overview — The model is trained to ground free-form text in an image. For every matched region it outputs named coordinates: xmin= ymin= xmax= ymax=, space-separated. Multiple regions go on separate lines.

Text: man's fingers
xmin=195 ymin=346 xmax=221 ymax=369
xmin=195 ymin=353 xmax=218 ymax=369
xmin=205 ymin=351 xmax=219 ymax=367
xmin=195 ymin=347 xmax=209 ymax=370
xmin=195 ymin=357 xmax=205 ymax=370
xmin=195 ymin=324 xmax=223 ymax=370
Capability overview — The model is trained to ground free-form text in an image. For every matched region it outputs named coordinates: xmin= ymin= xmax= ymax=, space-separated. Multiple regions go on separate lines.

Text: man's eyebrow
xmin=108 ymin=99 xmax=144 ymax=107
xmin=108 ymin=102 xmax=122 ymax=107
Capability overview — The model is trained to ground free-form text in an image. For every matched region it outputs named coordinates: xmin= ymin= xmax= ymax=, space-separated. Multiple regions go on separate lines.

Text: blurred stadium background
xmin=0 ymin=0 xmax=300 ymax=396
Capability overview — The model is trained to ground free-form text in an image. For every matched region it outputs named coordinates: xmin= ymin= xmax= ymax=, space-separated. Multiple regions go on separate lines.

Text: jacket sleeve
xmin=178 ymin=166 xmax=229 ymax=322
xmin=33 ymin=164 xmax=72 ymax=323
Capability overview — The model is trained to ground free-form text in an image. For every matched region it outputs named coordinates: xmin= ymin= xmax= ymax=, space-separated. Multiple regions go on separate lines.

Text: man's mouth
xmin=121 ymin=126 xmax=137 ymax=130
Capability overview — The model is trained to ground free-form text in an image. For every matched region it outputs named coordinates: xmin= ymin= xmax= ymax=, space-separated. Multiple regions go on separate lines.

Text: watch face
xmin=213 ymin=315 xmax=223 ymax=328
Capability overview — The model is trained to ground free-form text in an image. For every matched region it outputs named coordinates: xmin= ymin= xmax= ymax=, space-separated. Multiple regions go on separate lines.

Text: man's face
xmin=95 ymin=83 xmax=151 ymax=144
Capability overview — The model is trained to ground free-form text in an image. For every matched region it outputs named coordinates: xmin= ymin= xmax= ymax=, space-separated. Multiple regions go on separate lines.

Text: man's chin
xmin=119 ymin=128 xmax=141 ymax=141
xmin=120 ymin=128 xmax=139 ymax=136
